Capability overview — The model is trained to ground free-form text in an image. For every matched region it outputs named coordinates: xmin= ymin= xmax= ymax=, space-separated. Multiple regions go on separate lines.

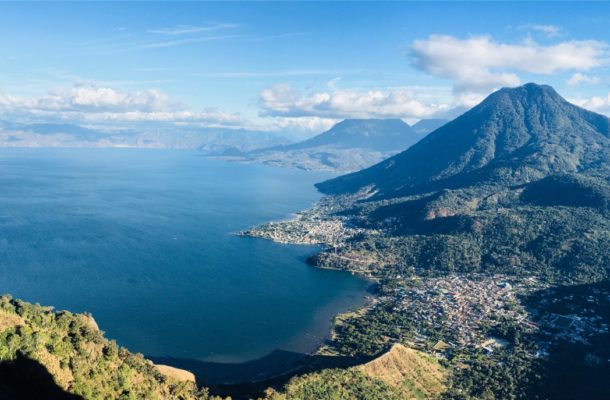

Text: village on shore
xmin=241 ymin=197 xmax=610 ymax=367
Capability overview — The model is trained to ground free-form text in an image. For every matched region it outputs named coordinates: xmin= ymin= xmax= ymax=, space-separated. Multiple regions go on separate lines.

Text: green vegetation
xmin=520 ymin=173 xmax=610 ymax=212
xmin=442 ymin=320 xmax=542 ymax=400
xmin=331 ymin=302 xmax=414 ymax=357
xmin=0 ymin=295 xmax=219 ymax=400
xmin=315 ymin=200 xmax=610 ymax=284
xmin=355 ymin=344 xmax=447 ymax=399
xmin=261 ymin=369 xmax=404 ymax=400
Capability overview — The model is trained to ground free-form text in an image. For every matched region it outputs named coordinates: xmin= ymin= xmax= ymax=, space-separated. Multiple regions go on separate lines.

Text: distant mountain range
xmin=266 ymin=119 xmax=420 ymax=152
xmin=233 ymin=118 xmax=443 ymax=172
xmin=0 ymin=117 xmax=450 ymax=172
xmin=0 ymin=121 xmax=292 ymax=154
xmin=317 ymin=83 xmax=610 ymax=196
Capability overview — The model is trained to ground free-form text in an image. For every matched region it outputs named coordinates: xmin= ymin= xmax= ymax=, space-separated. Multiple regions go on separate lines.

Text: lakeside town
xmin=240 ymin=195 xmax=373 ymax=246
xmin=243 ymin=197 xmax=610 ymax=377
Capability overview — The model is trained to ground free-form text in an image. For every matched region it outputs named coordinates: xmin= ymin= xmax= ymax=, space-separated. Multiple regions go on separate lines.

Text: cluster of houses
xmin=241 ymin=196 xmax=372 ymax=246
xmin=388 ymin=274 xmax=540 ymax=354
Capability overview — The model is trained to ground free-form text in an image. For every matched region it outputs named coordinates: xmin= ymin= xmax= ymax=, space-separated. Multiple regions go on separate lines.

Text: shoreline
xmin=230 ymin=197 xmax=385 ymax=378
xmin=148 ymin=295 xmax=378 ymax=400
xmin=149 ymin=285 xmax=377 ymax=385
xmin=156 ymin=204 xmax=379 ymax=396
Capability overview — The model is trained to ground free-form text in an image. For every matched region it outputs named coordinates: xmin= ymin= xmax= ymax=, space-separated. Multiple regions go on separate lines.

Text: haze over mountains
xmin=233 ymin=118 xmax=443 ymax=172
xmin=0 ymin=121 xmax=293 ymax=154
xmin=411 ymin=118 xmax=449 ymax=136
xmin=317 ymin=83 xmax=610 ymax=197
xmin=0 ymin=117 xmax=447 ymax=173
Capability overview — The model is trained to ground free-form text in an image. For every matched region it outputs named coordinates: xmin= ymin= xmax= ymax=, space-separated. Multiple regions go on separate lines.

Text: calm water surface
xmin=0 ymin=148 xmax=368 ymax=362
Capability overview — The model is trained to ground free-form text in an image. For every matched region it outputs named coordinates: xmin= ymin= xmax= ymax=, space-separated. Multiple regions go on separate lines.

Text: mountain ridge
xmin=238 ymin=118 xmax=433 ymax=172
xmin=256 ymin=118 xmax=419 ymax=153
xmin=316 ymin=83 xmax=610 ymax=197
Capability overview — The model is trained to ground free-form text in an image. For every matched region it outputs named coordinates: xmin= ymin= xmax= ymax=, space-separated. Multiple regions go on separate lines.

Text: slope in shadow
xmin=0 ymin=354 xmax=83 ymax=400
xmin=151 ymin=349 xmax=371 ymax=400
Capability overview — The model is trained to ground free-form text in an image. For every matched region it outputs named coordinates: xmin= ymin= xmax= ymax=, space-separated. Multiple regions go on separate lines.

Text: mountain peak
xmin=513 ymin=82 xmax=556 ymax=94
xmin=278 ymin=118 xmax=419 ymax=152
xmin=316 ymin=83 xmax=610 ymax=197
xmin=494 ymin=82 xmax=562 ymax=100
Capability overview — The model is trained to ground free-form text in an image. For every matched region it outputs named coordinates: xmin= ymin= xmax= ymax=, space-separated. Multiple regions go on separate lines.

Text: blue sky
xmin=1 ymin=1 xmax=610 ymax=133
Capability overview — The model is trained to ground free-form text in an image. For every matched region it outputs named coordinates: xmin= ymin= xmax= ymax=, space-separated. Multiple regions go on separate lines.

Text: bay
xmin=0 ymin=148 xmax=368 ymax=364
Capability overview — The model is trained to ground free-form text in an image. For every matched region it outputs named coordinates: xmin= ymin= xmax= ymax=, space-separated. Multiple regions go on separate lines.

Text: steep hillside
xmin=261 ymin=368 xmax=404 ymax=400
xmin=244 ymin=83 xmax=610 ymax=400
xmin=520 ymin=173 xmax=610 ymax=211
xmin=317 ymin=84 xmax=610 ymax=196
xmin=262 ymin=343 xmax=446 ymax=400
xmin=0 ymin=295 xmax=219 ymax=400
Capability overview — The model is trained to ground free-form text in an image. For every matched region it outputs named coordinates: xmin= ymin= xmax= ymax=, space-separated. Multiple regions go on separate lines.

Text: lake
xmin=0 ymin=148 xmax=369 ymax=365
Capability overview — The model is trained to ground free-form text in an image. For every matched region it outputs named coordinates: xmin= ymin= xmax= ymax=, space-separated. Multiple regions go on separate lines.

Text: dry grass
xmin=355 ymin=344 xmax=447 ymax=399
xmin=0 ymin=310 xmax=23 ymax=332
xmin=154 ymin=364 xmax=196 ymax=383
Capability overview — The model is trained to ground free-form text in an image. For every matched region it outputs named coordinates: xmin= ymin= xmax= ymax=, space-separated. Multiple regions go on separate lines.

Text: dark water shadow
xmin=0 ymin=354 xmax=83 ymax=400
xmin=151 ymin=349 xmax=371 ymax=399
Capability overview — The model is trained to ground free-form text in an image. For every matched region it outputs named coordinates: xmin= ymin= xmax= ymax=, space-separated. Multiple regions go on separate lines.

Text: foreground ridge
xmin=0 ymin=295 xmax=219 ymax=400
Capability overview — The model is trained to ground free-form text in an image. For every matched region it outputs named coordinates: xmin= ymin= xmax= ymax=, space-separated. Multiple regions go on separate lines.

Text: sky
xmin=1 ymin=1 xmax=610 ymax=134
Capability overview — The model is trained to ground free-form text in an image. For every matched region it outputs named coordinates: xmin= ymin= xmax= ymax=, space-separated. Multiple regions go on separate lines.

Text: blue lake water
xmin=0 ymin=148 xmax=368 ymax=363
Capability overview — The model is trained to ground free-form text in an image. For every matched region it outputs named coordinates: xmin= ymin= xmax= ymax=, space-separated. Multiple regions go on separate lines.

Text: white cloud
xmin=566 ymin=72 xmax=601 ymax=86
xmin=250 ymin=116 xmax=338 ymax=134
xmin=411 ymin=34 xmax=609 ymax=94
xmin=0 ymin=85 xmax=243 ymax=127
xmin=44 ymin=86 xmax=172 ymax=112
xmin=571 ymin=93 xmax=610 ymax=115
xmin=76 ymin=109 xmax=244 ymax=127
xmin=0 ymin=84 xmax=345 ymax=133
xmin=258 ymin=84 xmax=452 ymax=120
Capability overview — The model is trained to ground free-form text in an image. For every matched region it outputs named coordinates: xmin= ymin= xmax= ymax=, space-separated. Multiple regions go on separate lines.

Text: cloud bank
xmin=258 ymin=84 xmax=452 ymax=120
xmin=571 ymin=93 xmax=610 ymax=115
xmin=0 ymin=85 xmax=243 ymax=127
xmin=411 ymin=34 xmax=609 ymax=98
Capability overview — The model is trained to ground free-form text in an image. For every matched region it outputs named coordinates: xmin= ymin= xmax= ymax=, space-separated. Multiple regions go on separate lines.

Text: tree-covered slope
xmin=520 ymin=173 xmax=610 ymax=211
xmin=0 ymin=295 xmax=219 ymax=400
